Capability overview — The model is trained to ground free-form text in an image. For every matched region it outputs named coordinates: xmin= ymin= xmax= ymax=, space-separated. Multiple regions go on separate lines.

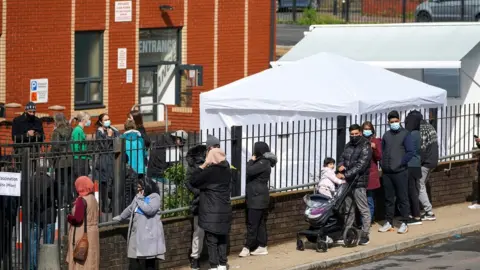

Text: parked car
xmin=415 ymin=0 xmax=480 ymax=22
xmin=277 ymin=0 xmax=317 ymax=12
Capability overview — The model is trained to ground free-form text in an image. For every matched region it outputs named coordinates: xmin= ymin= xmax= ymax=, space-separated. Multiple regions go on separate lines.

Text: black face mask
xmin=350 ymin=135 xmax=361 ymax=145
xmin=27 ymin=114 xmax=35 ymax=121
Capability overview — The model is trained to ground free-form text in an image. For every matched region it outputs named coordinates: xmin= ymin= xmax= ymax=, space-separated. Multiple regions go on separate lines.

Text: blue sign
xmin=30 ymin=81 xmax=38 ymax=91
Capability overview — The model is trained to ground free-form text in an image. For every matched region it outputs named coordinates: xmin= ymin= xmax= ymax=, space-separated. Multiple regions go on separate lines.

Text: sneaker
xmin=359 ymin=236 xmax=370 ymax=246
xmin=398 ymin=223 xmax=409 ymax=234
xmin=218 ymin=266 xmax=227 ymax=270
xmin=378 ymin=221 xmax=393 ymax=233
xmin=325 ymin=236 xmax=334 ymax=244
xmin=421 ymin=212 xmax=437 ymax=220
xmin=407 ymin=218 xmax=423 ymax=226
xmin=251 ymin=246 xmax=268 ymax=256
xmin=208 ymin=268 xmax=218 ymax=270
xmin=191 ymin=258 xmax=200 ymax=270
xmin=238 ymin=247 xmax=250 ymax=257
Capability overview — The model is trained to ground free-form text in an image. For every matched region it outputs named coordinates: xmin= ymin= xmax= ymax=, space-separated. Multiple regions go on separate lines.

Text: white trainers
xmin=378 ymin=221 xmax=393 ymax=233
xmin=468 ymin=204 xmax=480 ymax=209
xmin=238 ymin=247 xmax=250 ymax=257
xmin=217 ymin=265 xmax=227 ymax=270
xmin=397 ymin=222 xmax=409 ymax=234
xmin=251 ymin=246 xmax=268 ymax=256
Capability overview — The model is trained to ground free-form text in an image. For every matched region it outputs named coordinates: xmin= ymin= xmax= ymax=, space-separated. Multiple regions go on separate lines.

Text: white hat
xmin=171 ymin=130 xmax=188 ymax=141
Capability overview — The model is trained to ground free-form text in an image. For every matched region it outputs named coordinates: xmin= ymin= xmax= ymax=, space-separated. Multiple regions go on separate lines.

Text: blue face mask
xmin=363 ymin=130 xmax=373 ymax=137
xmin=85 ymin=120 xmax=91 ymax=127
xmin=103 ymin=120 xmax=111 ymax=127
xmin=390 ymin=122 xmax=400 ymax=131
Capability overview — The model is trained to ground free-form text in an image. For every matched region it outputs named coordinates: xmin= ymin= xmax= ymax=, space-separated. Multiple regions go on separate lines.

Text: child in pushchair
xmin=296 ymin=159 xmax=362 ymax=252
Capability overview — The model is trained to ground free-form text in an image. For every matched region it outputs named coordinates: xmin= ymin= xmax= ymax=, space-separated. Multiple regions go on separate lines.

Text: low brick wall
xmin=95 ymin=158 xmax=478 ymax=269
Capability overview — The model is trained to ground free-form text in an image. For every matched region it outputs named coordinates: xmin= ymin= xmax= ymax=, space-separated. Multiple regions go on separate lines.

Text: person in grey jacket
xmin=405 ymin=112 xmax=423 ymax=226
xmin=113 ymin=178 xmax=166 ymax=270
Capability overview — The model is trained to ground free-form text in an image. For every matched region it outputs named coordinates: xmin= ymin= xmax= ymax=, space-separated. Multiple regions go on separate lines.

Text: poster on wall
xmin=30 ymin=78 xmax=48 ymax=103
xmin=115 ymin=1 xmax=132 ymax=22
xmin=117 ymin=48 xmax=127 ymax=69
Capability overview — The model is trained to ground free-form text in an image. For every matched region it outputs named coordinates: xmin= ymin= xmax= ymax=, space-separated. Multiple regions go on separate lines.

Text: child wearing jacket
xmin=317 ymin=157 xmax=346 ymax=198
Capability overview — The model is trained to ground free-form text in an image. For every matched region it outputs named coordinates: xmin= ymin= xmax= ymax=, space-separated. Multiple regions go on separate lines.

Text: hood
xmin=254 ymin=142 xmax=270 ymax=157
xmin=405 ymin=111 xmax=422 ymax=131
xmin=262 ymin=152 xmax=277 ymax=167
xmin=123 ymin=129 xmax=142 ymax=139
xmin=55 ymin=126 xmax=72 ymax=138
xmin=186 ymin=145 xmax=207 ymax=166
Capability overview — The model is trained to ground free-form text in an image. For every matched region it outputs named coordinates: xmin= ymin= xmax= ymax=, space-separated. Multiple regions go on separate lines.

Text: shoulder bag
xmin=72 ymin=198 xmax=89 ymax=262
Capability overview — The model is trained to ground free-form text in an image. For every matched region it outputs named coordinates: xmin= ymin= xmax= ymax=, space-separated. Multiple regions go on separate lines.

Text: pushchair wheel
xmin=296 ymin=239 xmax=305 ymax=251
xmin=343 ymin=227 xmax=360 ymax=248
xmin=316 ymin=240 xmax=328 ymax=252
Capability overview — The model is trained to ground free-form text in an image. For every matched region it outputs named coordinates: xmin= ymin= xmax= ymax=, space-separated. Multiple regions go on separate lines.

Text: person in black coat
xmin=191 ymin=148 xmax=232 ymax=270
xmin=239 ymin=142 xmax=277 ymax=257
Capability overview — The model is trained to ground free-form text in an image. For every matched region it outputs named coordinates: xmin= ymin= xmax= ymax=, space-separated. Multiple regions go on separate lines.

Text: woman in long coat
xmin=66 ymin=176 xmax=100 ymax=270
xmin=113 ymin=178 xmax=166 ymax=270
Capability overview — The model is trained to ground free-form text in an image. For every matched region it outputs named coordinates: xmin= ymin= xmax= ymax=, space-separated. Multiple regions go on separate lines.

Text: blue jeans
xmin=367 ymin=190 xmax=375 ymax=223
xmin=30 ymin=223 xmax=55 ymax=270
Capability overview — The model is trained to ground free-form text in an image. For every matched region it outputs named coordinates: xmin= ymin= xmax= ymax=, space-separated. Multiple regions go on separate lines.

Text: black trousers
xmin=55 ymin=167 xmax=74 ymax=206
xmin=408 ymin=167 xmax=422 ymax=218
xmin=129 ymin=258 xmax=156 ymax=270
xmin=245 ymin=208 xmax=268 ymax=250
xmin=383 ymin=170 xmax=410 ymax=224
xmin=205 ymin=231 xmax=228 ymax=268
xmin=100 ymin=182 xmax=113 ymax=213
xmin=73 ymin=159 xmax=90 ymax=180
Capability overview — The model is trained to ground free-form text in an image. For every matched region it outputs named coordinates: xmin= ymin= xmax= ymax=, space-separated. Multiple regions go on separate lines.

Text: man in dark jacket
xmin=337 ymin=124 xmax=372 ymax=245
xmin=185 ymin=135 xmax=220 ymax=270
xmin=408 ymin=110 xmax=438 ymax=221
xmin=379 ymin=110 xmax=415 ymax=234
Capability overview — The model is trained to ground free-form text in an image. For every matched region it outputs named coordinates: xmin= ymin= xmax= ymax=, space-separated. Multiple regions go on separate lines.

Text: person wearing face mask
xmin=95 ymin=113 xmax=120 ymax=213
xmin=379 ymin=110 xmax=415 ymax=235
xmin=336 ymin=124 xmax=372 ymax=245
xmin=71 ymin=111 xmax=92 ymax=179
xmin=361 ymin=121 xmax=382 ymax=224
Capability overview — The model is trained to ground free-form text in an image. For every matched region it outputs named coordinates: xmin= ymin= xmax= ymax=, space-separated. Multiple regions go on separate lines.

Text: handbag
xmin=72 ymin=198 xmax=89 ymax=262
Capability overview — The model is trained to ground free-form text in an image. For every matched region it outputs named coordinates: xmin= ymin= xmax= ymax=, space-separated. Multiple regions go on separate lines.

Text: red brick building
xmin=0 ymin=0 xmax=274 ymax=140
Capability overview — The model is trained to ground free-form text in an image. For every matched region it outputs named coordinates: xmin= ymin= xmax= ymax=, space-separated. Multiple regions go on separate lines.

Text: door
xmin=138 ymin=67 xmax=157 ymax=122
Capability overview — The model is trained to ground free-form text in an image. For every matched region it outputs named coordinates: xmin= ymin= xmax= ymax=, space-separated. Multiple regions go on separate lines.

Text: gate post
xmin=21 ymin=148 xmax=31 ymax=270
xmin=230 ymin=126 xmax=243 ymax=197
xmin=113 ymin=137 xmax=126 ymax=216
xmin=336 ymin=116 xmax=347 ymax=162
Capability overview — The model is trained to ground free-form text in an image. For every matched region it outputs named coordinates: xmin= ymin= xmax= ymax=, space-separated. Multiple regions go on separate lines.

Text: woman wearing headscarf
xmin=405 ymin=112 xmax=423 ymax=226
xmin=113 ymin=178 xmax=165 ymax=270
xmin=191 ymin=148 xmax=232 ymax=270
xmin=239 ymin=142 xmax=277 ymax=257
xmin=66 ymin=176 xmax=100 ymax=270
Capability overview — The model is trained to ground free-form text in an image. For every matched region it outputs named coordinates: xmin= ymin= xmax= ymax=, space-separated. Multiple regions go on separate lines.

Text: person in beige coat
xmin=66 ymin=176 xmax=100 ymax=270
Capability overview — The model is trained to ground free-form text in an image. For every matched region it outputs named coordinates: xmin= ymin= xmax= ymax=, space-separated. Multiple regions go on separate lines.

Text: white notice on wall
xmin=115 ymin=1 xmax=132 ymax=22
xmin=118 ymin=48 xmax=127 ymax=69
xmin=126 ymin=69 xmax=133 ymax=83
xmin=30 ymin=78 xmax=48 ymax=103
xmin=0 ymin=172 xmax=21 ymax=197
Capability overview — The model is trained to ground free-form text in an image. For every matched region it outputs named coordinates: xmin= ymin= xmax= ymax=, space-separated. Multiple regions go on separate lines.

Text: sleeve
xmin=344 ymin=144 xmax=373 ymax=180
xmin=67 ymin=197 xmax=85 ymax=225
xmin=142 ymin=129 xmax=151 ymax=148
xmin=118 ymin=199 xmax=135 ymax=220
xmin=34 ymin=120 xmax=44 ymax=143
xmin=246 ymin=160 xmax=269 ymax=179
xmin=326 ymin=170 xmax=344 ymax=185
xmin=373 ymin=138 xmax=382 ymax=162
xmin=401 ymin=133 xmax=415 ymax=165
xmin=191 ymin=167 xmax=212 ymax=189
xmin=11 ymin=119 xmax=25 ymax=143
xmin=135 ymin=195 xmax=160 ymax=217
xmin=337 ymin=148 xmax=345 ymax=167
xmin=185 ymin=165 xmax=201 ymax=196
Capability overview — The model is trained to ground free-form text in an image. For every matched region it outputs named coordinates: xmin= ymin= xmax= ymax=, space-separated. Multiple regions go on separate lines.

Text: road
xmin=277 ymin=24 xmax=308 ymax=46
xmin=344 ymin=233 xmax=480 ymax=270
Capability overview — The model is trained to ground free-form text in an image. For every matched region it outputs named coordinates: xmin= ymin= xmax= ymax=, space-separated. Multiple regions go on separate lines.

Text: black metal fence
xmin=277 ymin=0 xmax=480 ymax=24
xmin=0 ymin=103 xmax=479 ymax=269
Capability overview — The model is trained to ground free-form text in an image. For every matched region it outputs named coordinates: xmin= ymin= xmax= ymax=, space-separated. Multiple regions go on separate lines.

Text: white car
xmin=415 ymin=0 xmax=480 ymax=22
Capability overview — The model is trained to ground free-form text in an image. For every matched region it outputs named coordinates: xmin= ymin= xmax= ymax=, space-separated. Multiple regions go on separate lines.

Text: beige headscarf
xmin=205 ymin=148 xmax=226 ymax=165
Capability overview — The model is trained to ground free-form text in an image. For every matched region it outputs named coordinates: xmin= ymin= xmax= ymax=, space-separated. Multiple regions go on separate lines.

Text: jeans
xmin=367 ymin=190 xmax=375 ymax=222
xmin=418 ymin=167 xmax=433 ymax=213
xmin=245 ymin=208 xmax=268 ymax=250
xmin=383 ymin=170 xmax=410 ymax=224
xmin=190 ymin=216 xmax=205 ymax=259
xmin=344 ymin=187 xmax=371 ymax=235
xmin=30 ymin=223 xmax=55 ymax=270
xmin=205 ymin=232 xmax=228 ymax=268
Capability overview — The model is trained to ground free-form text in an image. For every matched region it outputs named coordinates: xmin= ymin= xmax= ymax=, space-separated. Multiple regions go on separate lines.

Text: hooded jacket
xmin=246 ymin=142 xmax=278 ymax=209
xmin=147 ymin=133 xmax=176 ymax=178
xmin=95 ymin=126 xmax=120 ymax=183
xmin=51 ymin=125 xmax=72 ymax=168
xmin=185 ymin=144 xmax=208 ymax=215
xmin=122 ymin=129 xmax=146 ymax=175
xmin=405 ymin=112 xmax=422 ymax=168
xmin=12 ymin=113 xmax=44 ymax=145
xmin=365 ymin=136 xmax=382 ymax=190
xmin=338 ymin=136 xmax=372 ymax=188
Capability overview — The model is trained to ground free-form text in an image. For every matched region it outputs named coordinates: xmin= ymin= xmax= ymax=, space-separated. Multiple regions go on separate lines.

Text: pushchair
xmin=296 ymin=177 xmax=361 ymax=252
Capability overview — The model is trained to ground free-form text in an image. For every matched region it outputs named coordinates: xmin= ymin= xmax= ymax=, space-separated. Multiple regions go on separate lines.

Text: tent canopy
xmin=201 ymin=52 xmax=447 ymax=117
xmin=276 ymin=23 xmax=480 ymax=69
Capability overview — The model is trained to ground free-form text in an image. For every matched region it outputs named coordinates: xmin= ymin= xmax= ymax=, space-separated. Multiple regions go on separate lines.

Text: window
xmin=75 ymin=32 xmax=104 ymax=108
xmin=423 ymin=69 xmax=460 ymax=98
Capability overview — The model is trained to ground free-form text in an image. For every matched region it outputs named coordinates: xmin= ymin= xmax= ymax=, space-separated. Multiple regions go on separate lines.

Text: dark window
xmin=423 ymin=69 xmax=460 ymax=98
xmin=75 ymin=32 xmax=104 ymax=109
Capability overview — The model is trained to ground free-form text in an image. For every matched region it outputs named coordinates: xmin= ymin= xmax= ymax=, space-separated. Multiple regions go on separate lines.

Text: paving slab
xmin=177 ymin=203 xmax=480 ymax=270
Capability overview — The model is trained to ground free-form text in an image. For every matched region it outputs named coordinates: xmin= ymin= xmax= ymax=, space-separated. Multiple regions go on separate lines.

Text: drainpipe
xmin=269 ymin=0 xmax=276 ymax=62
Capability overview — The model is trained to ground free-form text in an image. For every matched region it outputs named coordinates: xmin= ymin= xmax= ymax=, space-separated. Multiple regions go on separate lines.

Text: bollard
xmin=37 ymin=244 xmax=60 ymax=270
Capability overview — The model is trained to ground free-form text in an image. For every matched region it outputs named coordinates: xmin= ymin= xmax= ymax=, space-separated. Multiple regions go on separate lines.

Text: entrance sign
xmin=0 ymin=172 xmax=21 ymax=197
xmin=30 ymin=78 xmax=48 ymax=103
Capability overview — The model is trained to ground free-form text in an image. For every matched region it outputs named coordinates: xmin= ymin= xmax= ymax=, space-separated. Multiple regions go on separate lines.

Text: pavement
xmin=345 ymin=232 xmax=480 ymax=270
xmin=276 ymin=24 xmax=308 ymax=46
xmin=178 ymin=203 xmax=480 ymax=270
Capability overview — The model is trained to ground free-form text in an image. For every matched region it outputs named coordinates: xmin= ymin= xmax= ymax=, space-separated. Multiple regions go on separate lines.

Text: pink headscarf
xmin=205 ymin=148 xmax=226 ymax=165
xmin=75 ymin=176 xmax=94 ymax=197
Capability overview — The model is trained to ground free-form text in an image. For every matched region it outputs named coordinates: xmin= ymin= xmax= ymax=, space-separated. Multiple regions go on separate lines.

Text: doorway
xmin=138 ymin=67 xmax=157 ymax=122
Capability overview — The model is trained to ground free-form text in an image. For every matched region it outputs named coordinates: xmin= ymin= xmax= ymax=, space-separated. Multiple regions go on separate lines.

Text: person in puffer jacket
xmin=317 ymin=157 xmax=346 ymax=198
xmin=337 ymin=124 xmax=372 ymax=246
xmin=239 ymin=142 xmax=277 ymax=258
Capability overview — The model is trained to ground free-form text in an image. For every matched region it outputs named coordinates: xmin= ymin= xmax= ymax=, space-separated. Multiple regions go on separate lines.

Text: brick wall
xmin=95 ymin=158 xmax=479 ymax=269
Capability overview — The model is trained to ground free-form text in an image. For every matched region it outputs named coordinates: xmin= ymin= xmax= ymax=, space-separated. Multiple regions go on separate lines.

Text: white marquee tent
xmin=200 ymin=52 xmax=447 ymax=193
